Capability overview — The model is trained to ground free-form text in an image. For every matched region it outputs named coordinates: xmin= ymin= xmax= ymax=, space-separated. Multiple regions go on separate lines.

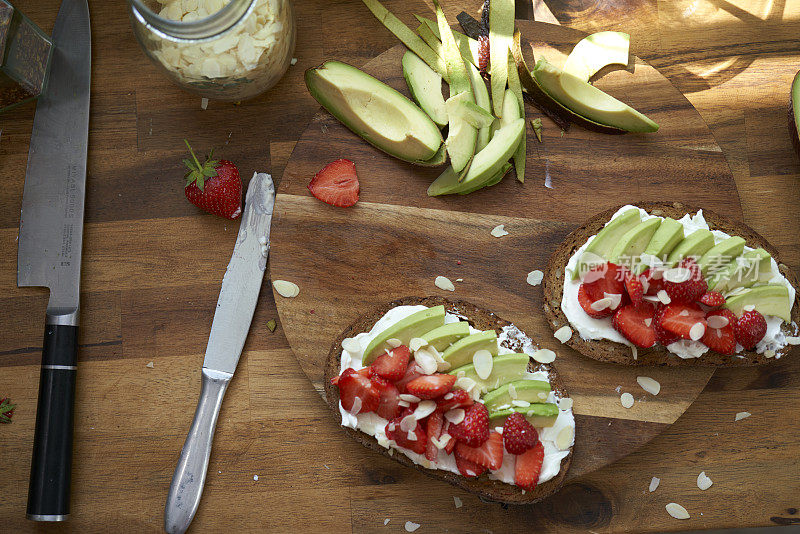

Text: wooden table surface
xmin=1 ymin=0 xmax=799 ymax=532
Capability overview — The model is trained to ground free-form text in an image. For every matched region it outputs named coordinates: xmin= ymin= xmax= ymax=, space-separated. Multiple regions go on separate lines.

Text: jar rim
xmin=128 ymin=0 xmax=256 ymax=42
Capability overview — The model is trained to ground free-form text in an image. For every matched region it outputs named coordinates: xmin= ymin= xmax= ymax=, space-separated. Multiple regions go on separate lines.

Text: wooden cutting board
xmin=269 ymin=20 xmax=739 ymax=480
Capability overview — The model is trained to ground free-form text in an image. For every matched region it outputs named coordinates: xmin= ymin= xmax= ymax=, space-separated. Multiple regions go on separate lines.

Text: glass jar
xmin=129 ymin=0 xmax=295 ymax=101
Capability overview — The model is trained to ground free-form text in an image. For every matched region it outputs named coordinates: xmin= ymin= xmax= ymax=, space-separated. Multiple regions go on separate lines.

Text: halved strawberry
xmin=395 ymin=361 xmax=424 ymax=393
xmin=372 ymin=376 xmax=402 ymax=420
xmin=405 ymin=374 xmax=457 ymax=400
xmin=385 ymin=417 xmax=427 ymax=454
xmin=641 ymin=268 xmax=664 ymax=295
xmin=625 ymin=274 xmax=644 ymax=306
xmin=454 ymin=451 xmax=487 ymax=477
xmin=435 ymin=389 xmax=474 ymax=413
xmin=454 ymin=431 xmax=504 ymax=470
xmin=663 ymin=258 xmax=707 ymax=303
xmin=307 ymin=159 xmax=360 ymax=208
xmin=702 ymin=309 xmax=737 ymax=355
xmin=699 ymin=291 xmax=725 ymax=307
xmin=654 ymin=304 xmax=681 ymax=345
xmin=659 ymin=303 xmax=707 ymax=340
xmin=734 ymin=309 xmax=768 ymax=350
xmin=370 ymin=345 xmax=411 ymax=382
xmin=611 ymin=301 xmax=657 ymax=348
xmin=442 ymin=421 xmax=456 ymax=454
xmin=425 ymin=411 xmax=444 ymax=462
xmin=448 ymin=403 xmax=490 ymax=447
xmin=515 ymin=441 xmax=544 ymax=491
xmin=337 ymin=368 xmax=379 ymax=414
xmin=578 ymin=263 xmax=627 ymax=319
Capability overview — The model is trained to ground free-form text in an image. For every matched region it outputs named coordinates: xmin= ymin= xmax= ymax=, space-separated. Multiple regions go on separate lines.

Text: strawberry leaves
xmin=1 ymin=398 xmax=16 ymax=423
xmin=183 ymin=139 xmax=219 ymax=191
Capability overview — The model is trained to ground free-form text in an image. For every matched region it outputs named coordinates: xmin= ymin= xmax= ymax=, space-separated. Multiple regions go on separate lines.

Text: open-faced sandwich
xmin=543 ymin=202 xmax=800 ymax=366
xmin=324 ymin=296 xmax=575 ymax=503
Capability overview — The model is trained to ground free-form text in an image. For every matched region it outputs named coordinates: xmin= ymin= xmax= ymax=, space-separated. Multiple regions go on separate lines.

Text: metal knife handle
xmin=164 ymin=368 xmax=232 ymax=534
xmin=26 ymin=322 xmax=78 ymax=521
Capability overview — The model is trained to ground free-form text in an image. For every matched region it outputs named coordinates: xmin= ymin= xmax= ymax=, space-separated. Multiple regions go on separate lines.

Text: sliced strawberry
xmin=307 ymin=159 xmax=360 ymax=208
xmin=654 ymin=304 xmax=681 ymax=346
xmin=502 ymin=412 xmax=539 ymax=455
xmin=405 ymin=374 xmax=457 ymax=400
xmin=442 ymin=421 xmax=456 ymax=454
xmin=337 ymin=368 xmax=379 ymax=414
xmin=370 ymin=345 xmax=411 ymax=382
xmin=424 ymin=411 xmax=444 ymax=462
xmin=663 ymin=258 xmax=708 ymax=303
xmin=641 ymin=268 xmax=664 ymax=295
xmin=659 ymin=303 xmax=707 ymax=340
xmin=578 ymin=263 xmax=627 ymax=319
xmin=734 ymin=309 xmax=768 ymax=350
xmin=395 ymin=361 xmax=424 ymax=393
xmin=449 ymin=403 xmax=490 ymax=448
xmin=702 ymin=309 xmax=737 ymax=355
xmin=454 ymin=431 xmax=504 ymax=470
xmin=612 ymin=301 xmax=657 ymax=348
xmin=454 ymin=451 xmax=487 ymax=477
xmin=625 ymin=274 xmax=645 ymax=306
xmin=699 ymin=291 xmax=725 ymax=307
xmin=373 ymin=377 xmax=402 ymax=420
xmin=515 ymin=441 xmax=544 ymax=491
xmin=435 ymin=389 xmax=474 ymax=413
xmin=385 ymin=417 xmax=427 ymax=455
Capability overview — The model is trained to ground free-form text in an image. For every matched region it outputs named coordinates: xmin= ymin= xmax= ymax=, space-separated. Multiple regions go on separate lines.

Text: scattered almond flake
xmin=743 ymin=304 xmax=756 ymax=312
xmin=620 ymin=392 xmax=634 ymax=409
xmin=590 ymin=297 xmax=613 ymax=311
xmin=342 ymin=337 xmax=361 ymax=354
xmin=657 ymin=289 xmax=671 ymax=305
xmin=559 ymin=397 xmax=573 ymax=411
xmin=666 ymin=503 xmax=690 ymax=520
xmin=407 ymin=431 xmax=417 ymax=441
xmin=512 ymin=399 xmax=531 ymax=408
xmin=253 ymin=475 xmax=258 ymax=481
xmin=473 ymin=349 xmax=494 ymax=380
xmin=764 ymin=349 xmax=776 ymax=358
xmin=707 ymin=315 xmax=729 ymax=329
xmin=384 ymin=519 xmax=390 ymax=525
xmin=456 ymin=370 xmax=466 ymax=379
xmin=272 ymin=280 xmax=299 ymax=298
xmin=637 ymin=376 xmax=661 ymax=395
xmin=409 ymin=337 xmax=427 ymax=352
xmin=554 ymin=325 xmax=572 ymax=343
xmin=349 ymin=397 xmax=362 ymax=415
xmin=697 ymin=471 xmax=713 ymax=490
xmin=604 ymin=292 xmax=622 ymax=309
xmin=531 ymin=118 xmax=543 ymax=142
xmin=455 ymin=278 xmax=463 ymax=282
xmin=400 ymin=414 xmax=417 ymax=432
xmin=639 ymin=275 xmax=650 ymax=293
xmin=631 ymin=345 xmax=638 ymax=360
xmin=644 ymin=318 xmax=652 ymax=327
xmin=556 ymin=425 xmax=574 ymax=450
xmin=455 ymin=376 xmax=476 ymax=392
xmin=399 ymin=393 xmax=421 ymax=403
xmin=786 ymin=336 xmax=800 ymax=345
xmin=438 ymin=434 xmax=451 ymax=448
xmin=414 ymin=400 xmax=437 ymax=420
xmin=200 ymin=97 xmax=209 ymax=110
xmin=689 ymin=322 xmax=706 ymax=341
xmin=290 ymin=57 xmax=298 ymax=65
xmin=445 ymin=408 xmax=466 ymax=425
xmin=735 ymin=411 xmax=751 ymax=421
xmin=494 ymin=426 xmax=504 ymax=434
xmin=663 ymin=267 xmax=692 ymax=283
xmin=508 ymin=383 xmax=518 ymax=400
xmin=405 ymin=521 xmax=421 ymax=532
xmin=526 ymin=270 xmax=544 ymax=286
xmin=532 ymin=348 xmax=556 ymax=364
xmin=435 ymin=276 xmax=455 ymax=292
xmin=643 ymin=295 xmax=661 ymax=303
xmin=649 ymin=477 xmax=660 ymax=492
xmin=490 ymin=224 xmax=509 ymax=238
xmin=266 ymin=319 xmax=277 ymax=332
xmin=537 ymin=392 xmax=548 ymax=400
xmin=453 ymin=496 xmax=462 ymax=508
xmin=146 ymin=361 xmax=154 ymax=368
xmin=386 ymin=338 xmax=402 ymax=349
xmin=414 ymin=347 xmax=439 ymax=375
xmin=398 ymin=400 xmax=410 ymax=408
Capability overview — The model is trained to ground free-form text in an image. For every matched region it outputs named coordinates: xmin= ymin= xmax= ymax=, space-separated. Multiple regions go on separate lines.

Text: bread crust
xmin=323 ymin=296 xmax=573 ymax=504
xmin=542 ymin=201 xmax=800 ymax=367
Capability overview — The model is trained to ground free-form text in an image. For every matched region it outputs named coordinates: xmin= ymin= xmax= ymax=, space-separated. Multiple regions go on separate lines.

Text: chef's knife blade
xmin=164 ymin=173 xmax=275 ymax=534
xmin=16 ymin=0 xmax=90 ymax=522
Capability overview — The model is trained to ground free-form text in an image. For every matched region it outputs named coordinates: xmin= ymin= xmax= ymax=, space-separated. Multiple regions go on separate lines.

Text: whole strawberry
xmin=663 ymin=257 xmax=707 ymax=303
xmin=734 ymin=309 xmax=768 ymax=350
xmin=183 ymin=139 xmax=242 ymax=219
xmin=449 ymin=402 xmax=490 ymax=448
xmin=0 ymin=397 xmax=15 ymax=423
xmin=503 ymin=412 xmax=539 ymax=455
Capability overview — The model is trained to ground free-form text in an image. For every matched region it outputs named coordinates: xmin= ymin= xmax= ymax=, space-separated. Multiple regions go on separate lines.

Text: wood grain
xmin=1 ymin=0 xmax=799 ymax=532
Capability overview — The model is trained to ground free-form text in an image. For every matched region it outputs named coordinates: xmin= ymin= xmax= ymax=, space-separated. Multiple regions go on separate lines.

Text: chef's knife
xmin=164 ymin=173 xmax=275 ymax=534
xmin=16 ymin=0 xmax=90 ymax=522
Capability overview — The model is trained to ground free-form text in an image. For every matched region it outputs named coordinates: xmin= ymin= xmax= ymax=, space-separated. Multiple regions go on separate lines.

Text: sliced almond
xmin=508 ymin=382 xmax=518 ymax=400
xmin=590 ymin=297 xmax=614 ymax=311
xmin=341 ymin=337 xmax=361 ymax=354
xmin=707 ymin=315 xmax=729 ymax=329
xmin=437 ymin=434 xmax=451 ymax=449
xmin=689 ymin=322 xmax=706 ymax=341
xmin=400 ymin=414 xmax=417 ymax=432
xmin=631 ymin=345 xmax=638 ymax=360
xmin=697 ymin=471 xmax=713 ymax=490
xmin=735 ymin=411 xmax=751 ymax=421
xmin=532 ymin=348 xmax=556 ymax=363
xmin=473 ymin=349 xmax=494 ymax=380
xmin=414 ymin=347 xmax=439 ymax=375
xmin=620 ymin=392 xmax=634 ymax=409
xmin=657 ymin=289 xmax=671 ymax=305
xmin=554 ymin=325 xmax=572 ymax=343
xmin=445 ymin=408 xmax=465 ymax=425
xmin=649 ymin=477 xmax=660 ymax=492
xmin=435 ymin=276 xmax=455 ymax=292
xmin=272 ymin=280 xmax=299 ymax=298
xmin=526 ymin=270 xmax=544 ymax=286
xmin=637 ymin=376 xmax=661 ymax=395
xmin=453 ymin=496 xmax=462 ymax=509
xmin=349 ymin=396 xmax=362 ymax=415
xmin=556 ymin=426 xmax=574 ymax=450
xmin=743 ymin=304 xmax=756 ymax=312
xmin=511 ymin=399 xmax=531 ymax=408
xmin=665 ymin=502 xmax=690 ymax=520
xmin=455 ymin=376 xmax=476 ymax=392
xmin=409 ymin=337 xmax=428 ymax=352
xmin=399 ymin=394 xmax=421 ymax=403
xmin=604 ymin=292 xmax=622 ymax=309
xmin=413 ymin=400 xmax=437 ymax=420
xmin=764 ymin=349 xmax=776 ymax=358
xmin=663 ymin=267 xmax=692 ymax=283
xmin=490 ymin=224 xmax=509 ymax=237
xmin=786 ymin=336 xmax=800 ymax=345
xmin=644 ymin=318 xmax=652 ymax=327
xmin=386 ymin=338 xmax=402 ymax=349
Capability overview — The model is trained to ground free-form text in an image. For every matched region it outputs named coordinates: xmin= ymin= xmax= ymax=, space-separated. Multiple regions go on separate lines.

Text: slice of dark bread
xmin=323 ymin=295 xmax=574 ymax=504
xmin=543 ymin=201 xmax=800 ymax=367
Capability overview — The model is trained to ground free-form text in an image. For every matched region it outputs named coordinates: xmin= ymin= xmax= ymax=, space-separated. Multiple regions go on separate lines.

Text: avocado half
xmin=305 ymin=60 xmax=444 ymax=164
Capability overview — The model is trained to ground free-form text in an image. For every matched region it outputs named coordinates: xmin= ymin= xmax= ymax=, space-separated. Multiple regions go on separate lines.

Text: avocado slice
xmin=467 ymin=62 xmax=492 ymax=152
xmin=420 ymin=322 xmax=471 ymax=351
xmin=642 ymin=217 xmax=684 ymax=267
xmin=361 ymin=0 xmax=447 ymax=79
xmin=428 ymin=161 xmax=511 ymax=196
xmin=572 ymin=208 xmax=641 ymax=280
xmin=533 ymin=57 xmax=659 ymax=133
xmin=449 ymin=353 xmax=530 ymax=393
xmin=609 ymin=218 xmax=662 ymax=270
xmin=711 ymin=248 xmax=773 ymax=291
xmin=362 ymin=306 xmax=446 ymax=365
xmin=427 ymin=118 xmax=524 ymax=196
xmin=446 ymin=91 xmax=495 ymax=128
xmin=488 ymin=403 xmax=559 ymax=428
xmin=414 ymin=143 xmax=448 ymax=167
xmin=489 ymin=0 xmax=514 ymax=117
xmin=457 ymin=162 xmax=512 ymax=195
xmin=442 ymin=330 xmax=498 ymax=368
xmin=507 ymin=49 xmax=527 ymax=183
xmin=414 ymin=15 xmax=479 ymax=68
xmin=482 ymin=379 xmax=551 ymax=411
xmin=697 ymin=236 xmax=746 ymax=279
xmin=306 ymin=61 xmax=443 ymax=163
xmin=402 ymin=51 xmax=447 ymax=128
xmin=563 ymin=31 xmax=630 ymax=82
xmin=666 ymin=228 xmax=715 ymax=266
xmin=492 ymin=88 xmax=521 ymax=137
xmin=724 ymin=284 xmax=792 ymax=322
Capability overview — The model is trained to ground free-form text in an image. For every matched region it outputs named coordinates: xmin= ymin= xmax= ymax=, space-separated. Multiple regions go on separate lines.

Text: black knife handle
xmin=26 ymin=323 xmax=78 ymax=521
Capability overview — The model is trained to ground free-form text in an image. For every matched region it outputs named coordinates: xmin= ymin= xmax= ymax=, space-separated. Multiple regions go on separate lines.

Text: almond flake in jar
xmin=140 ymin=0 xmax=296 ymax=101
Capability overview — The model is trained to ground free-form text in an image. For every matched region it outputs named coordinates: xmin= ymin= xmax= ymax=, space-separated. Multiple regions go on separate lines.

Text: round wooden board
xmin=270 ymin=21 xmax=739 ymax=482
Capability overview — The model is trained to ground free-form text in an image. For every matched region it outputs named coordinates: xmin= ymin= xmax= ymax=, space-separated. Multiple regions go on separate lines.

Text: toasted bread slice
xmin=543 ymin=201 xmax=800 ymax=366
xmin=323 ymin=296 xmax=574 ymax=504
